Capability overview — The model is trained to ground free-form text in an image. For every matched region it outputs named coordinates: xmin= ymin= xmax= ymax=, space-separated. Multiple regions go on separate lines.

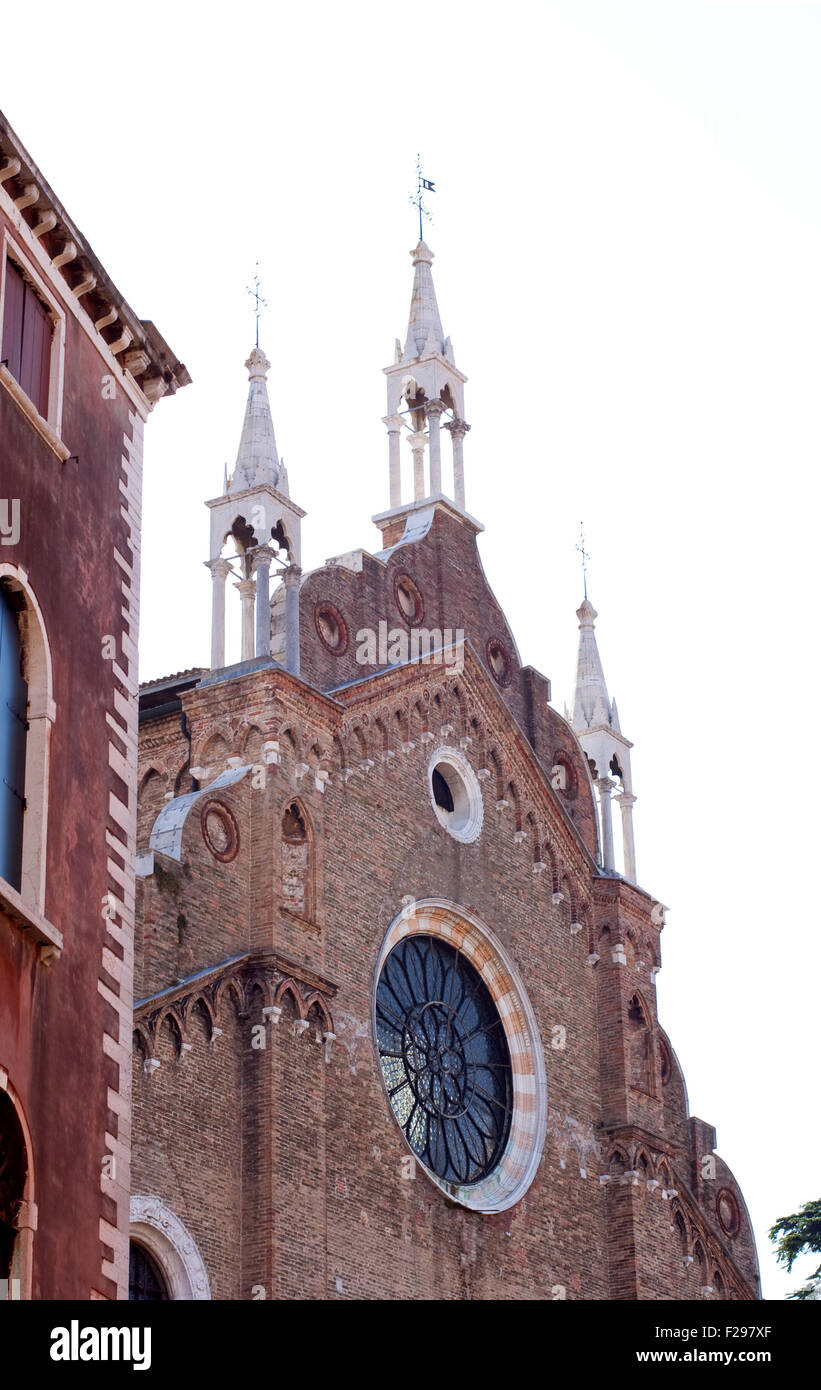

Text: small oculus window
xmin=427 ymin=747 xmax=483 ymax=844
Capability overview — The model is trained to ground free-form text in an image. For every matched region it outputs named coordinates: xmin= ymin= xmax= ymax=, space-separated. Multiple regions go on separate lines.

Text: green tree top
xmin=769 ymin=1198 xmax=821 ymax=1300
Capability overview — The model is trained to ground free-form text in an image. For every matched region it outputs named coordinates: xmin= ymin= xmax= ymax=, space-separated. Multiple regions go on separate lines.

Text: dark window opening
xmin=0 ymin=584 xmax=27 ymax=891
xmin=2 ymin=259 xmax=52 ymax=419
xmin=128 ymin=1242 xmax=169 ymax=1301
xmin=432 ymin=767 xmax=454 ymax=813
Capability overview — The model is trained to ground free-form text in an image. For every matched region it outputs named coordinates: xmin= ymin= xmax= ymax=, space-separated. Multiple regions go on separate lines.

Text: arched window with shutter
xmin=0 ymin=583 xmax=27 ymax=891
xmin=0 ymin=566 xmax=54 ymax=914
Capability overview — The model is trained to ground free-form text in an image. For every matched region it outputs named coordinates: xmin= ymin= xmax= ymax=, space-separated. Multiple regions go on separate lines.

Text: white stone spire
xmin=204 ymin=345 xmax=305 ymax=671
xmin=403 ymin=240 xmax=448 ymax=360
xmin=570 ymin=598 xmax=637 ymax=882
xmin=572 ymin=598 xmax=614 ymax=731
xmin=376 ymin=240 xmax=470 ymax=527
xmin=229 ymin=347 xmax=287 ymax=496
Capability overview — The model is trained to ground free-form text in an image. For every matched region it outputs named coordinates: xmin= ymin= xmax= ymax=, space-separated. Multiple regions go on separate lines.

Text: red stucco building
xmin=0 ymin=111 xmax=187 ymax=1299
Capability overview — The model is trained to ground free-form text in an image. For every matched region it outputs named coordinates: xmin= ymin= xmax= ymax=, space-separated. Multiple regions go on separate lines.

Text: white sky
xmin=6 ymin=0 xmax=819 ymax=1300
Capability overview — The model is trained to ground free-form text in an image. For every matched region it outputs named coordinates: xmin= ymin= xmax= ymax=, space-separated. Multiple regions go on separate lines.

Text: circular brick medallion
xmin=486 ymin=636 xmax=513 ymax=687
xmin=314 ymin=601 xmax=349 ymax=655
xmin=716 ymin=1188 xmax=740 ymax=1237
xmin=393 ymin=572 xmax=424 ymax=624
xmin=200 ymin=799 xmax=239 ymax=863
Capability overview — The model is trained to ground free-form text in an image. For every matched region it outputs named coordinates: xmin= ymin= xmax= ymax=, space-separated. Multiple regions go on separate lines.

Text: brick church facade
xmin=131 ymin=242 xmax=760 ymax=1301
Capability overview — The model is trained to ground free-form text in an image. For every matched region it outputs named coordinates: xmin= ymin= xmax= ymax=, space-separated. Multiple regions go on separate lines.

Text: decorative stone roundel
xmin=393 ymin=572 xmax=424 ymax=624
xmin=373 ymin=899 xmax=547 ymax=1213
xmin=314 ymin=601 xmax=349 ymax=654
xmin=130 ymin=1196 xmax=211 ymax=1299
xmin=486 ymin=636 xmax=513 ymax=687
xmin=716 ymin=1188 xmax=740 ymax=1237
xmin=200 ymin=799 xmax=239 ymax=863
xmin=428 ymin=746 xmax=484 ymax=844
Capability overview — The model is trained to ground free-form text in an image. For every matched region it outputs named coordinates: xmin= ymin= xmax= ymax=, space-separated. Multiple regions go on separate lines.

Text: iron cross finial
xmin=576 ymin=522 xmax=590 ymax=600
xmin=245 ymin=263 xmax=268 ymax=348
xmin=409 ymin=154 xmax=435 ymax=242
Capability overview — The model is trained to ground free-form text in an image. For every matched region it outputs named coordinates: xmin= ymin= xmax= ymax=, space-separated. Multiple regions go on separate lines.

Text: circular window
xmin=716 ymin=1188 xmax=740 ymax=1237
xmin=428 ymin=747 xmax=484 ymax=843
xmin=200 ymin=800 xmax=239 ymax=863
xmin=314 ymin=601 xmax=349 ymax=654
xmin=486 ymin=637 xmax=512 ymax=687
xmin=393 ymin=572 xmax=424 ymax=624
xmin=373 ymin=901 xmax=547 ymax=1212
xmin=376 ymin=935 xmax=512 ymax=1186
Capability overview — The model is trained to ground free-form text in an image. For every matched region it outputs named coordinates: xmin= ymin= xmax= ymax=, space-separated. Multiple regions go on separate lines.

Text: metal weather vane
xmin=409 ymin=153 xmax=435 ymax=241
xmin=576 ymin=522 xmax=590 ymax=600
xmin=245 ymin=263 xmax=268 ymax=348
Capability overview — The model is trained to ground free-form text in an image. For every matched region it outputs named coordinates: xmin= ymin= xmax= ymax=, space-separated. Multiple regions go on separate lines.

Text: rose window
xmin=376 ymin=934 xmax=512 ymax=1186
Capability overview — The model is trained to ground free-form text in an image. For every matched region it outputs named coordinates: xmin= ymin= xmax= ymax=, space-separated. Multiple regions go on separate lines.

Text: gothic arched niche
xmin=0 ymin=1089 xmax=28 ymax=1284
xmin=627 ymin=992 xmax=654 ymax=1095
xmin=281 ymin=800 xmax=313 ymax=921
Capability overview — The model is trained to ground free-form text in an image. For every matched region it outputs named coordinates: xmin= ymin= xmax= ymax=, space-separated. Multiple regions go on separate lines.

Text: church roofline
xmin=325 ymin=638 xmax=602 ymax=878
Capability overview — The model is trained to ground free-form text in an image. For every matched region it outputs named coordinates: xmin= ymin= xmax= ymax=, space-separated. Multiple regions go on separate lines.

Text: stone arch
xmin=0 ymin=564 xmax=55 ymax=911
xmin=129 ymin=1196 xmax=211 ymax=1299
xmin=672 ymin=1206 xmax=689 ymax=1258
xmin=627 ymin=990 xmax=654 ymax=1094
xmin=280 ymin=798 xmax=313 ymax=921
xmin=305 ymin=994 xmax=333 ymax=1038
xmin=634 ymin=1146 xmax=653 ymax=1179
xmin=445 ymin=681 xmax=468 ymax=739
xmin=608 ymin=1147 xmax=628 ymax=1178
xmin=239 ymin=724 xmax=264 ymax=763
xmin=0 ymin=1076 xmax=34 ymax=1299
xmin=485 ymin=747 xmax=505 ymax=801
xmin=156 ymin=1011 xmax=183 ymax=1061
xmin=138 ymin=767 xmax=168 ymax=845
xmin=504 ymin=780 xmax=522 ymax=832
xmin=186 ymin=998 xmax=213 ymax=1045
xmin=559 ymin=873 xmax=578 ymax=921
xmin=409 ymin=700 xmax=425 ymax=741
xmin=197 ymin=729 xmax=232 ymax=777
xmin=275 ymin=981 xmax=303 ymax=1019
xmin=173 ymin=762 xmax=195 ymax=798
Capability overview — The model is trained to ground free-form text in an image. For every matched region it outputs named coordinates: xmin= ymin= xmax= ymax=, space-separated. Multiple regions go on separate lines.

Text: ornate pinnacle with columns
xmin=570 ymin=598 xmax=637 ymax=881
xmin=204 ymin=346 xmax=306 ymax=670
xmin=378 ymin=240 xmax=471 ymax=520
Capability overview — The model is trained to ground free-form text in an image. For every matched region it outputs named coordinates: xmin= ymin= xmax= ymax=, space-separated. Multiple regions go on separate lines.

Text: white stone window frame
xmin=0 ymin=563 xmax=56 ymax=927
xmin=427 ymin=744 xmax=484 ymax=844
xmin=0 ymin=231 xmax=67 ymax=452
xmin=373 ymin=898 xmax=548 ymax=1214
xmin=129 ymin=1196 xmax=211 ymax=1300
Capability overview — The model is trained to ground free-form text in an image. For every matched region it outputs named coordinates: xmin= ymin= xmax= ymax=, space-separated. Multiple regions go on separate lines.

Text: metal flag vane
xmin=245 ymin=263 xmax=268 ymax=348
xmin=576 ymin=522 xmax=590 ymax=600
xmin=409 ymin=153 xmax=435 ymax=241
